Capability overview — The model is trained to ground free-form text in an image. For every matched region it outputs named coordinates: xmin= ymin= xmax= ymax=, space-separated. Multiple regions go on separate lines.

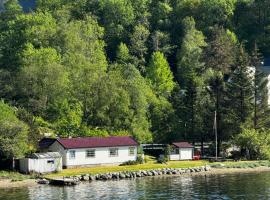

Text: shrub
xmin=136 ymin=155 xmax=144 ymax=164
xmin=157 ymin=155 xmax=167 ymax=164
xmin=119 ymin=160 xmax=138 ymax=166
xmin=119 ymin=155 xmax=144 ymax=166
xmin=164 ymin=145 xmax=171 ymax=162
xmin=230 ymin=150 xmax=241 ymax=160
xmin=234 ymin=128 xmax=270 ymax=160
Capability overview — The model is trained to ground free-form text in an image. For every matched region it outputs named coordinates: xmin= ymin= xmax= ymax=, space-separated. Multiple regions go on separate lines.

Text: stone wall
xmin=64 ymin=166 xmax=211 ymax=182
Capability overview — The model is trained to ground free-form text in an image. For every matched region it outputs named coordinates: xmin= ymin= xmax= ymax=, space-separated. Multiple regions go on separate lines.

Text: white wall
xmin=169 ymin=154 xmax=180 ymax=160
xmin=49 ymin=141 xmax=67 ymax=166
xmin=170 ymin=148 xmax=193 ymax=160
xmin=49 ymin=144 xmax=137 ymax=167
xmin=19 ymin=158 xmax=62 ymax=174
xmin=66 ymin=146 xmax=137 ymax=167
xmin=180 ymin=148 xmax=193 ymax=160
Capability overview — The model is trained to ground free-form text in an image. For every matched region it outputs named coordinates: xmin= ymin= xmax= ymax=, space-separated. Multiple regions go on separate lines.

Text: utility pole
xmin=214 ymin=111 xmax=218 ymax=160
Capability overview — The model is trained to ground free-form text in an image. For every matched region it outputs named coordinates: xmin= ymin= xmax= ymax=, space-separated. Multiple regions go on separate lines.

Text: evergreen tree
xmin=251 ymin=44 xmax=270 ymax=130
xmin=204 ymin=27 xmax=237 ymax=155
xmin=176 ymin=17 xmax=206 ymax=142
xmin=116 ymin=42 xmax=131 ymax=64
xmin=129 ymin=24 xmax=150 ymax=72
xmin=146 ymin=51 xmax=175 ymax=97
xmin=151 ymin=31 xmax=174 ymax=56
xmin=226 ymin=45 xmax=253 ymax=135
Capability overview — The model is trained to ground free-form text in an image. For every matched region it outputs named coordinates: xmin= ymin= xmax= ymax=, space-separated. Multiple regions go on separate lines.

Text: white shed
xmin=19 ymin=152 xmax=62 ymax=174
xmin=169 ymin=142 xmax=194 ymax=160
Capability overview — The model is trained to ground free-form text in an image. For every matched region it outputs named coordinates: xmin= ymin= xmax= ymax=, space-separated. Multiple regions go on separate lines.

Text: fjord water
xmin=1 ymin=172 xmax=270 ymax=200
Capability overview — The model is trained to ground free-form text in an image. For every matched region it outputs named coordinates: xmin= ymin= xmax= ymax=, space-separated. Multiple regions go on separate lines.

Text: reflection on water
xmin=1 ymin=172 xmax=270 ymax=200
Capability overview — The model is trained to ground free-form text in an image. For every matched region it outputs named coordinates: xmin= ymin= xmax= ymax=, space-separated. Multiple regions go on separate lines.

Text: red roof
xmin=172 ymin=142 xmax=193 ymax=148
xmin=56 ymin=136 xmax=138 ymax=149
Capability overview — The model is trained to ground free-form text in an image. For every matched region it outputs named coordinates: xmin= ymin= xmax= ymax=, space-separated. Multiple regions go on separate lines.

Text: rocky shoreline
xmin=2 ymin=166 xmax=270 ymax=188
xmin=41 ymin=165 xmax=211 ymax=185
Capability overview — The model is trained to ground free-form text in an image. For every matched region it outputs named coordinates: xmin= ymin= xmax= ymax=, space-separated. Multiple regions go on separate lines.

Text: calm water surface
xmin=1 ymin=172 xmax=270 ymax=200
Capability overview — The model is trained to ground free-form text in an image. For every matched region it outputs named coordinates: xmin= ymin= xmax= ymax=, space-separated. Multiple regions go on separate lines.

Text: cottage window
xmin=109 ymin=148 xmax=118 ymax=157
xmin=69 ymin=150 xmax=76 ymax=159
xmin=86 ymin=149 xmax=95 ymax=158
xmin=47 ymin=160 xmax=54 ymax=164
xmin=176 ymin=148 xmax=179 ymax=154
xmin=129 ymin=147 xmax=135 ymax=156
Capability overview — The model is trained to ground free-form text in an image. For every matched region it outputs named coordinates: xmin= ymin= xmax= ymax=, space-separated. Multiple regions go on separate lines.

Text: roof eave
xmin=60 ymin=144 xmax=139 ymax=149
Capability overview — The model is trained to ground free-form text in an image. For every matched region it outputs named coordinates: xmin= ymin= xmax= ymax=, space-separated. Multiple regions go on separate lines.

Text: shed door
xmin=180 ymin=148 xmax=192 ymax=160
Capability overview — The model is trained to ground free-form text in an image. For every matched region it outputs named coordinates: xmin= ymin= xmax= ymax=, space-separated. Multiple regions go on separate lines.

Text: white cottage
xmin=46 ymin=136 xmax=138 ymax=168
xmin=169 ymin=142 xmax=194 ymax=160
xmin=19 ymin=152 xmax=62 ymax=174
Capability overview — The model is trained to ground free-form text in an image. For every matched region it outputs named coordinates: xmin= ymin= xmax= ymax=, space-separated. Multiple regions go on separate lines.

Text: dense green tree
xmin=58 ymin=16 xmax=107 ymax=124
xmin=177 ymin=17 xmax=206 ymax=85
xmin=150 ymin=0 xmax=172 ymax=30
xmin=116 ymin=63 xmax=153 ymax=142
xmin=147 ymin=51 xmax=175 ymax=97
xmin=250 ymin=45 xmax=270 ymax=130
xmin=116 ymin=42 xmax=131 ymax=64
xmin=149 ymin=96 xmax=179 ymax=143
xmin=98 ymin=0 xmax=135 ymax=59
xmin=1 ymin=0 xmax=270 ymax=154
xmin=174 ymin=0 xmax=237 ymax=30
xmin=203 ymin=27 xmax=238 ymax=155
xmin=53 ymin=99 xmax=83 ymax=137
xmin=129 ymin=24 xmax=150 ymax=72
xmin=0 ymin=11 xmax=57 ymax=70
xmin=130 ymin=0 xmax=150 ymax=23
xmin=235 ymin=128 xmax=270 ymax=160
xmin=226 ymin=45 xmax=253 ymax=135
xmin=233 ymin=0 xmax=270 ymax=55
xmin=18 ymin=44 xmax=68 ymax=116
xmin=176 ymin=17 xmax=206 ymax=142
xmin=151 ymin=31 xmax=174 ymax=56
xmin=0 ymin=101 xmax=29 ymax=159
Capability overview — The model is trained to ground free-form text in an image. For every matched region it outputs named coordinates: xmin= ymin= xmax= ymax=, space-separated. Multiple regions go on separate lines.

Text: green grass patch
xmin=45 ymin=160 xmax=209 ymax=178
xmin=0 ymin=170 xmax=34 ymax=182
xmin=210 ymin=160 xmax=270 ymax=169
xmin=45 ymin=160 xmax=270 ymax=179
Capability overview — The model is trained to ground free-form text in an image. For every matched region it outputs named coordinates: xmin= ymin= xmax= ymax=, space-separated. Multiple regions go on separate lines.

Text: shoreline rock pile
xmin=62 ymin=165 xmax=211 ymax=182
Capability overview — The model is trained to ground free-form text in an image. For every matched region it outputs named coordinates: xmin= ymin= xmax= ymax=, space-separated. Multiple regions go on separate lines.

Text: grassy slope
xmin=0 ymin=171 xmax=32 ymax=181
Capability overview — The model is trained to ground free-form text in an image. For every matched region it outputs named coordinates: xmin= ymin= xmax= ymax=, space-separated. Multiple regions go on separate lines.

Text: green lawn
xmin=45 ymin=159 xmax=270 ymax=178
xmin=0 ymin=170 xmax=33 ymax=181
xmin=46 ymin=160 xmax=209 ymax=178
xmin=210 ymin=160 xmax=270 ymax=168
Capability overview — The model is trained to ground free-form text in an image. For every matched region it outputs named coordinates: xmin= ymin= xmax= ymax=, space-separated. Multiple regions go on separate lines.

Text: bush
xmin=164 ymin=145 xmax=171 ymax=161
xmin=119 ymin=155 xmax=144 ymax=166
xmin=157 ymin=155 xmax=167 ymax=164
xmin=234 ymin=128 xmax=270 ymax=160
xmin=230 ymin=150 xmax=241 ymax=160
xmin=136 ymin=155 xmax=144 ymax=164
xmin=119 ymin=160 xmax=138 ymax=166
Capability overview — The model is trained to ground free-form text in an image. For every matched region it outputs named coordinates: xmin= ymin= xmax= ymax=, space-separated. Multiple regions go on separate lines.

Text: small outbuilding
xmin=169 ymin=142 xmax=194 ymax=160
xmin=19 ymin=152 xmax=62 ymax=174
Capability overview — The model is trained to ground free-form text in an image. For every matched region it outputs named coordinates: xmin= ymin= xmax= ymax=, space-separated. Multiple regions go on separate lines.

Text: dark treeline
xmin=1 ymin=0 xmax=270 ymax=159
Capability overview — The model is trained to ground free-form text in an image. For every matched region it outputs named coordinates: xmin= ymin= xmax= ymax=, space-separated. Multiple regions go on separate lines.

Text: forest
xmin=0 ymin=0 xmax=270 ymax=159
